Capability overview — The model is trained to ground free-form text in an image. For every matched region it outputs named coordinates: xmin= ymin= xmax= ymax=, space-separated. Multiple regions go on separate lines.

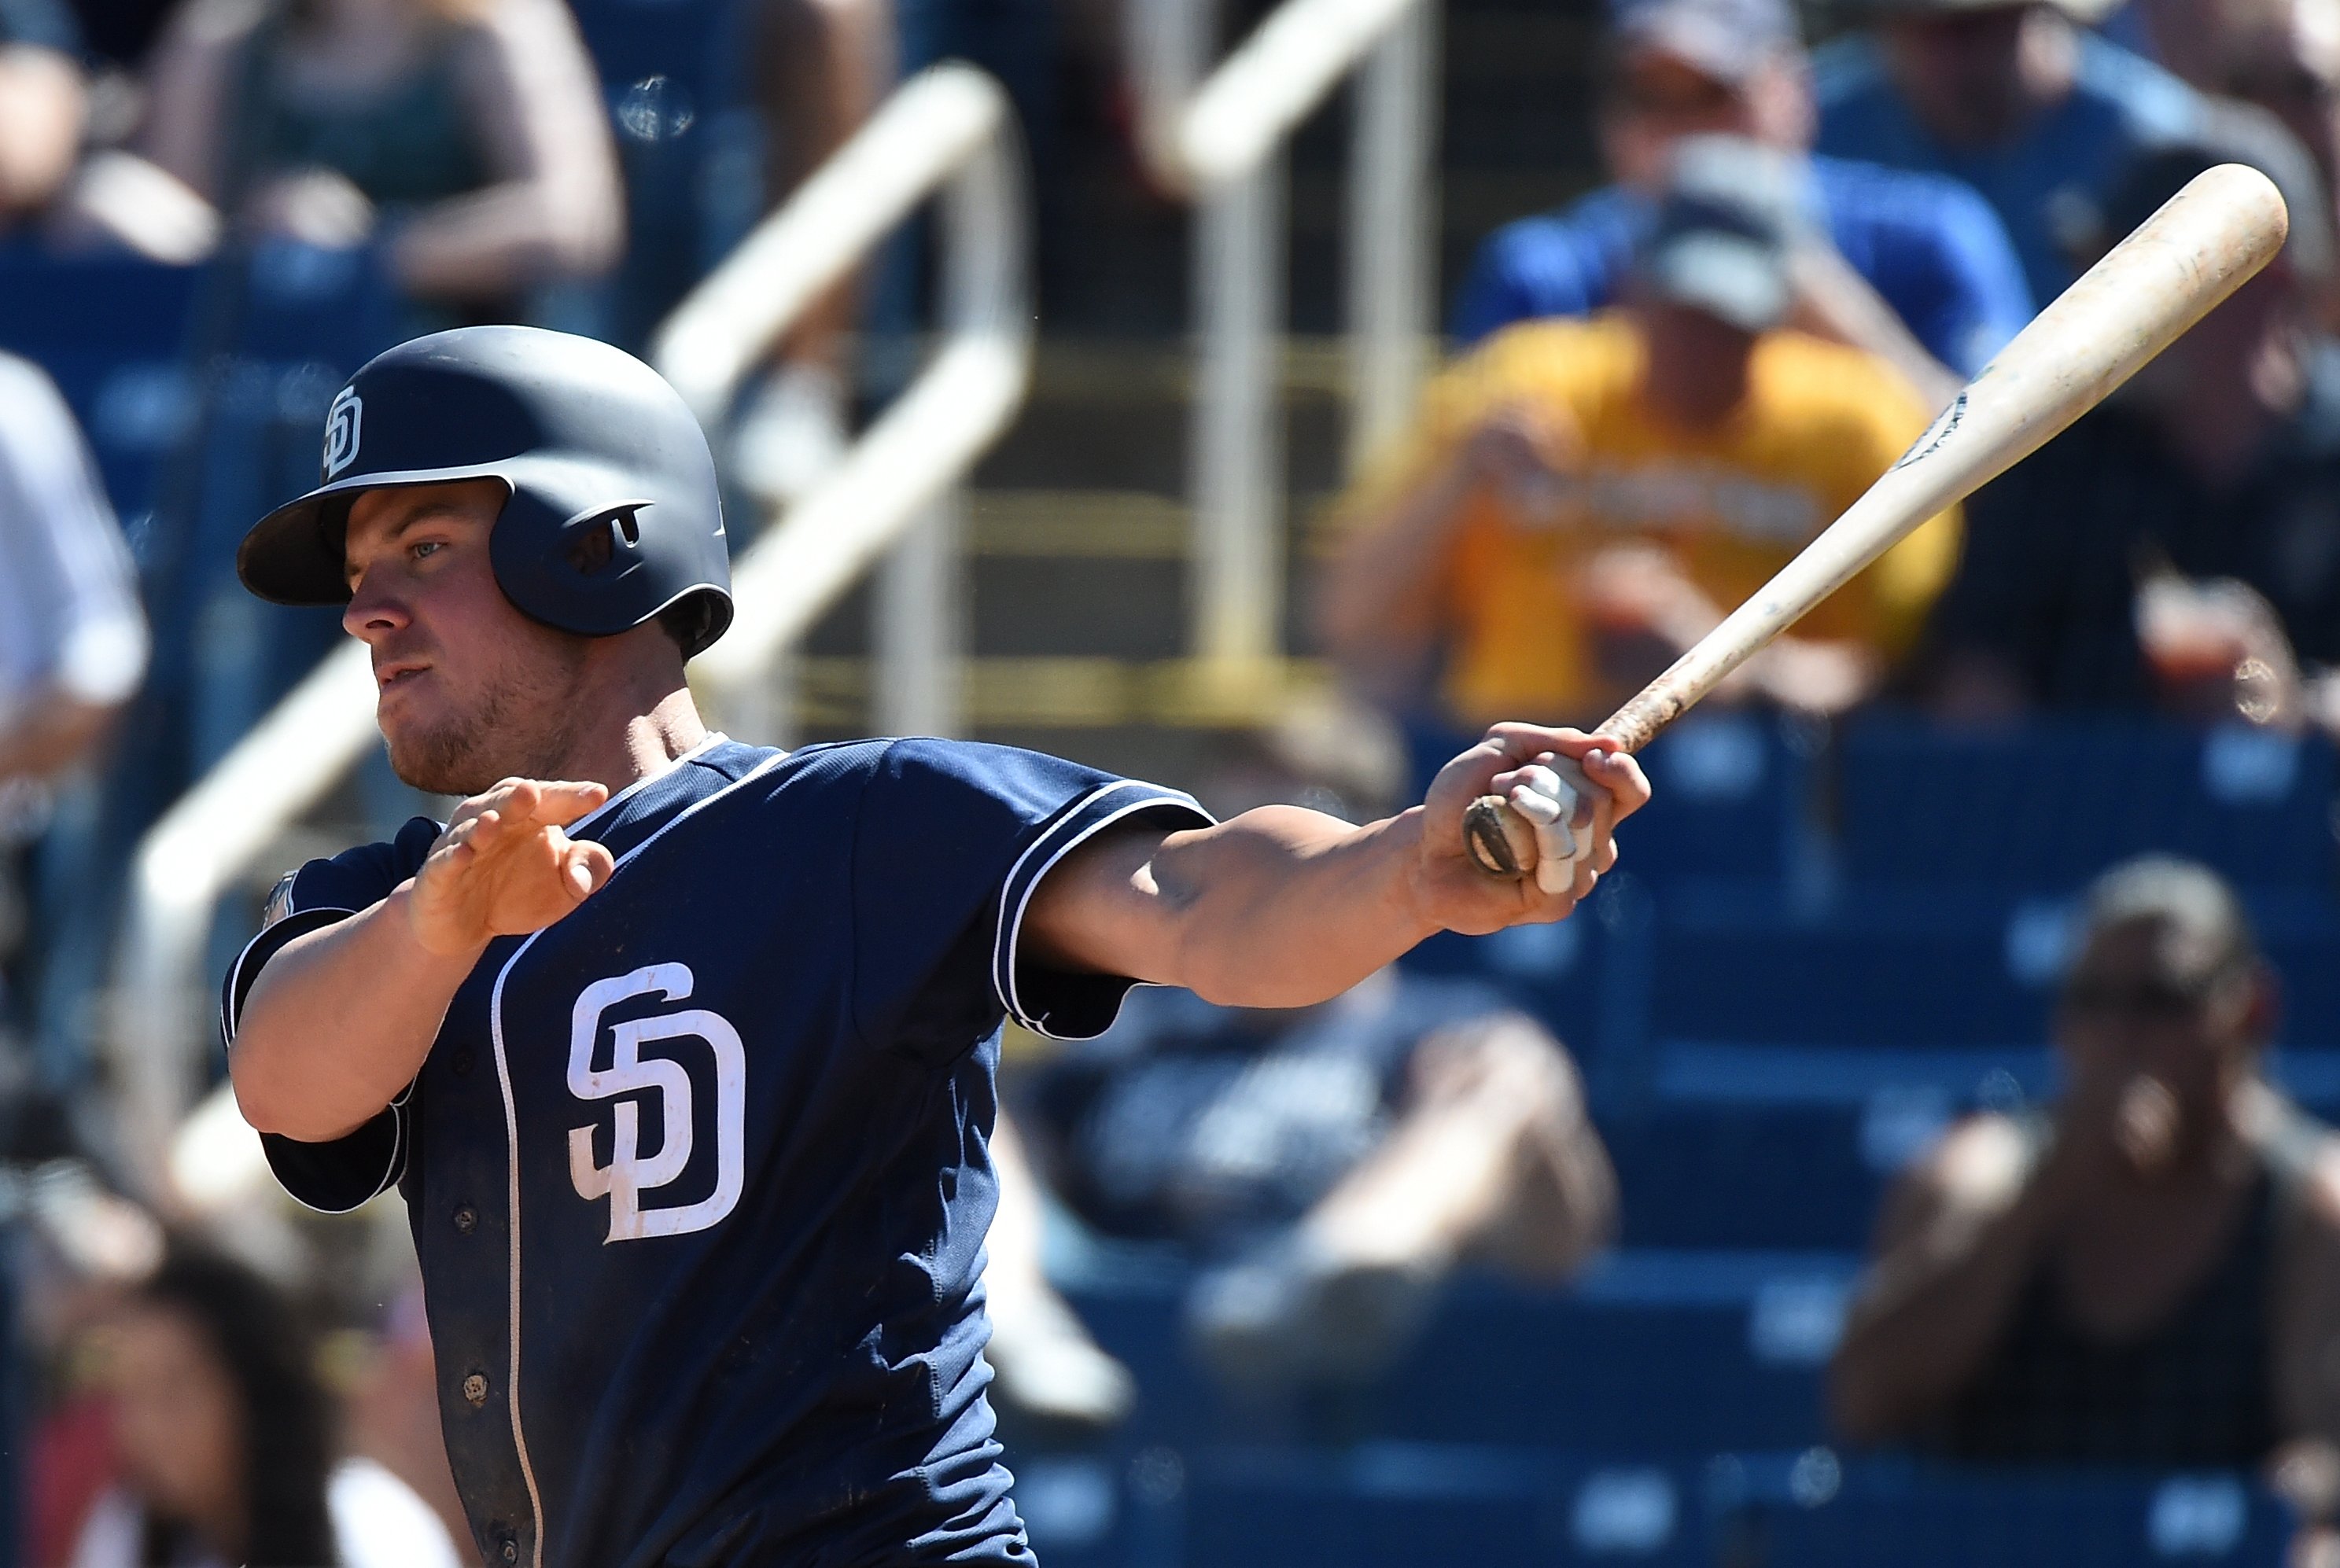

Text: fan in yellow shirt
xmin=1322 ymin=138 xmax=1962 ymax=731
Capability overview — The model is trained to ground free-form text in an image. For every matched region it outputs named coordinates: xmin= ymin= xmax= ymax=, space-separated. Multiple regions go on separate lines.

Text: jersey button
xmin=453 ymin=1204 xmax=477 ymax=1235
xmin=462 ymin=1371 xmax=489 ymax=1407
xmin=451 ymin=1047 xmax=475 ymax=1077
xmin=499 ymin=1541 xmax=519 ymax=1565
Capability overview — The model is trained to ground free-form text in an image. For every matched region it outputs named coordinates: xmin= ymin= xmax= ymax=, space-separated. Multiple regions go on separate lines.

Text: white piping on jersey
xmin=485 ymin=742 xmax=787 ymax=1568
xmin=222 ymin=904 xmax=354 ymax=1043
xmin=989 ymin=779 xmax=1214 ymax=1040
xmin=562 ymin=731 xmax=731 ymax=838
xmin=223 ymin=906 xmax=416 ymax=1217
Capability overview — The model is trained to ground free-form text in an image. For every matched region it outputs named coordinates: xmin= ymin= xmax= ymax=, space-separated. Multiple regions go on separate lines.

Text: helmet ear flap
xmin=558 ymin=503 xmax=650 ymax=578
xmin=490 ymin=473 xmax=657 ymax=638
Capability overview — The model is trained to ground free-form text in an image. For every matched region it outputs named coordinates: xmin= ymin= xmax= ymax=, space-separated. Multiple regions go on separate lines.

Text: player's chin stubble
xmin=386 ymin=641 xmax=593 ymax=797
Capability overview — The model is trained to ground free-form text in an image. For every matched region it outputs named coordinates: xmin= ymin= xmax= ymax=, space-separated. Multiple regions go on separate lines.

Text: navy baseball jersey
xmin=221 ymin=735 xmax=1210 ymax=1568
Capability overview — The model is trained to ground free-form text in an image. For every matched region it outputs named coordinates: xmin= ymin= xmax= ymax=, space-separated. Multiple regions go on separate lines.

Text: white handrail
xmin=106 ymin=63 xmax=1032 ymax=1199
xmin=660 ymin=62 xmax=1030 ymax=739
xmin=1129 ymin=0 xmax=1437 ymax=672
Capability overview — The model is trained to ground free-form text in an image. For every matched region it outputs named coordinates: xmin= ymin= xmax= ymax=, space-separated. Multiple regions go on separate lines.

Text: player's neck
xmin=544 ymin=647 xmax=713 ymax=794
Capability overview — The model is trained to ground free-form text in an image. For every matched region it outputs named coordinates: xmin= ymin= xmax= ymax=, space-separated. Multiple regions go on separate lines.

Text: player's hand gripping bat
xmin=1467 ymin=164 xmax=2291 ymax=890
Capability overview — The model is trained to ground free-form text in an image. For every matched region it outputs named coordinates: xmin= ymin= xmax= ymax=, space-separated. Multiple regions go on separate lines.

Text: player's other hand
xmin=405 ymin=778 xmax=615 ymax=958
xmin=1413 ymin=723 xmax=1649 ymax=936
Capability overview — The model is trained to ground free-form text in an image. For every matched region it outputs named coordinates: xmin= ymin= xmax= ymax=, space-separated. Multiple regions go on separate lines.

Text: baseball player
xmin=222 ymin=326 xmax=1649 ymax=1567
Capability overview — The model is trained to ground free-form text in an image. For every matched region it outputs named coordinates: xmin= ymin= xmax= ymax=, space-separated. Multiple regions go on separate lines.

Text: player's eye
xmin=412 ymin=539 xmax=444 ymax=561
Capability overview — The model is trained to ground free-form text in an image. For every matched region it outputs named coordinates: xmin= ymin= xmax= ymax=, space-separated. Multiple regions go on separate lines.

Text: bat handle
xmin=1464 ymin=752 xmax=1599 ymax=889
xmin=1461 ymin=691 xmax=1667 ymax=885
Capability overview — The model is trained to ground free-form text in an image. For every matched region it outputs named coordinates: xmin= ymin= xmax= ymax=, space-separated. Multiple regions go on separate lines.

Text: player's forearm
xmin=1131 ymin=805 xmax=1444 ymax=1008
xmin=230 ymin=885 xmax=481 ymax=1142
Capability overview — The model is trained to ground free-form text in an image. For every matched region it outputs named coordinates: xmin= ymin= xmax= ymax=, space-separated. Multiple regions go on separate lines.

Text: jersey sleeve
xmin=219 ymin=815 xmax=441 ymax=1213
xmin=849 ymin=739 xmax=1213 ymax=1058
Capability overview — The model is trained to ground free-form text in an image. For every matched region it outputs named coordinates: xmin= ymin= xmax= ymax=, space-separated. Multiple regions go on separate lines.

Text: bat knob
xmin=1464 ymin=795 xmax=1537 ymax=879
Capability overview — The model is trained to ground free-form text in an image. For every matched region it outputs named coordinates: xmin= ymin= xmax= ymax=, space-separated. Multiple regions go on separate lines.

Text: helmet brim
xmin=235 ymin=464 xmax=517 ymax=606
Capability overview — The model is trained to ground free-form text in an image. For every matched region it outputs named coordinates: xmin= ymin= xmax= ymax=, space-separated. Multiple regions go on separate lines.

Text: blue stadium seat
xmin=1601 ymin=1102 xmax=1892 ymax=1251
xmin=1716 ymin=1454 xmax=2293 ymax=1567
xmin=1169 ymin=1446 xmax=1708 ymax=1566
xmin=1373 ymin=1257 xmax=1849 ymax=1454
xmin=1839 ymin=715 xmax=2339 ymax=898
xmin=1398 ymin=894 xmax=1623 ymax=1066
xmin=1023 ymin=1445 xmax=2297 ymax=1567
xmin=1648 ymin=888 xmax=2057 ymax=1050
xmin=0 ymin=248 xmax=199 ymax=518
xmin=1063 ymin=1250 xmax=1854 ymax=1457
xmin=1615 ymin=712 xmax=1819 ymax=891
xmin=1641 ymin=887 xmax=2340 ymax=1053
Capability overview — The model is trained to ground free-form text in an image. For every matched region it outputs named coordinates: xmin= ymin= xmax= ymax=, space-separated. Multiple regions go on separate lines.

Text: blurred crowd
xmin=10 ymin=0 xmax=2340 ymax=1559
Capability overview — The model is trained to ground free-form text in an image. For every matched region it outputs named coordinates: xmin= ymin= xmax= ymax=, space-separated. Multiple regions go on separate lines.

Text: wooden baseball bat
xmin=1465 ymin=163 xmax=2290 ymax=882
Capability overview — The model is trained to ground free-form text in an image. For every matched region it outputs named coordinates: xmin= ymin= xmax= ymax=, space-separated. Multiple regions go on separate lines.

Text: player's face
xmin=343 ymin=480 xmax=592 ymax=794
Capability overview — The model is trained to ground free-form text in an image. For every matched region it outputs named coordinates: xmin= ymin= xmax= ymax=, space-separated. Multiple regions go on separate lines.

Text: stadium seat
xmin=1715 ymin=1453 xmax=2294 ymax=1567
xmin=1600 ymin=1102 xmax=1892 ymax=1251
xmin=1838 ymin=715 xmax=2340 ymax=899
xmin=0 ymin=248 xmax=199 ymax=519
xmin=1398 ymin=892 xmax=1624 ymax=1069
xmin=1025 ymin=1444 xmax=2296 ymax=1566
xmin=1063 ymin=1250 xmax=1854 ymax=1457
xmin=1613 ymin=711 xmax=1820 ymax=892
xmin=1374 ymin=1257 xmax=1850 ymax=1454
xmin=1170 ymin=1446 xmax=1708 ymax=1566
xmin=1640 ymin=886 xmax=2340 ymax=1055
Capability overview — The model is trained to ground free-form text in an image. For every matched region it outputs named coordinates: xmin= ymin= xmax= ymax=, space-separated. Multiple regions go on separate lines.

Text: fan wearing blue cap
xmin=1454 ymin=0 xmax=2036 ymax=391
xmin=218 ymin=325 xmax=1650 ymax=1568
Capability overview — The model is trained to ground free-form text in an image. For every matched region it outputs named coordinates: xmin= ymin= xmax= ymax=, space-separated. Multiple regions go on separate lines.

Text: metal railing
xmin=107 ymin=63 xmax=1032 ymax=1198
xmin=658 ymin=63 xmax=1031 ymax=742
xmin=1129 ymin=0 xmax=1438 ymax=681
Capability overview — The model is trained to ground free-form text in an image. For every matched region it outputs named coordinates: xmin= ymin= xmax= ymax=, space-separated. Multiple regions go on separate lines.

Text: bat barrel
xmin=1602 ymin=162 xmax=2290 ymax=754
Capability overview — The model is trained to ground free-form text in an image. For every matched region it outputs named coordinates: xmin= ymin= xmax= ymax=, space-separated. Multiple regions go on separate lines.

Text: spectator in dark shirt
xmin=1924 ymin=136 xmax=2340 ymax=729
xmin=1815 ymin=0 xmax=2213 ymax=307
xmin=1456 ymin=0 xmax=2033 ymax=396
xmin=1832 ymin=858 xmax=2340 ymax=1492
xmin=63 ymin=0 xmax=619 ymax=312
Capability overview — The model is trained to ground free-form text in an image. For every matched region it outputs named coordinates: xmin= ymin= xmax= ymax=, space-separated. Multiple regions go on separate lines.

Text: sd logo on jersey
xmin=566 ymin=963 xmax=744 ymax=1242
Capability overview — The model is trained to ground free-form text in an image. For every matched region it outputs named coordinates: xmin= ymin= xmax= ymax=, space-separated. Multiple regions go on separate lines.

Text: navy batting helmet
xmin=236 ymin=325 xmax=733 ymax=657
